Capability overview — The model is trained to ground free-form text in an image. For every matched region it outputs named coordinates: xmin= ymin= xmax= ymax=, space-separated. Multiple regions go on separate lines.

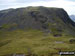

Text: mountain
xmin=0 ymin=6 xmax=75 ymax=56
xmin=70 ymin=15 xmax=75 ymax=22
xmin=0 ymin=6 xmax=75 ymax=35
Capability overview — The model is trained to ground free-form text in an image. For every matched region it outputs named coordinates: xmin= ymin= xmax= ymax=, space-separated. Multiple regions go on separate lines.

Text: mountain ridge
xmin=70 ymin=15 xmax=75 ymax=22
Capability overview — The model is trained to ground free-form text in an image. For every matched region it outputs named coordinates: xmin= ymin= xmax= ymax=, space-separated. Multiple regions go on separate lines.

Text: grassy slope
xmin=0 ymin=29 xmax=75 ymax=56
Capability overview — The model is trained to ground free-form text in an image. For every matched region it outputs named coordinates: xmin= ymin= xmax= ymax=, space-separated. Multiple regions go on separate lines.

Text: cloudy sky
xmin=0 ymin=0 xmax=75 ymax=15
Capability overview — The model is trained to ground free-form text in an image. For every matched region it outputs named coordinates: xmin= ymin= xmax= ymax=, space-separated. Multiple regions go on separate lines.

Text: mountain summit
xmin=0 ymin=6 xmax=75 ymax=35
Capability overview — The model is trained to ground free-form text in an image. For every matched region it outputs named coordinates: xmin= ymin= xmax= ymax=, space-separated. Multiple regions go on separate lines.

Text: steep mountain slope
xmin=0 ymin=6 xmax=75 ymax=35
xmin=0 ymin=6 xmax=75 ymax=56
xmin=70 ymin=15 xmax=75 ymax=22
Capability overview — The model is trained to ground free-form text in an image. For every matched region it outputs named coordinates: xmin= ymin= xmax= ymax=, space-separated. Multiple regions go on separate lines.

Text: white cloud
xmin=0 ymin=0 xmax=75 ymax=15
xmin=26 ymin=0 xmax=75 ymax=15
xmin=0 ymin=0 xmax=16 ymax=3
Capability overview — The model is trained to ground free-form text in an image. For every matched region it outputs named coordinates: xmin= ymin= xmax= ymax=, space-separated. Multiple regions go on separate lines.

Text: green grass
xmin=0 ymin=29 xmax=75 ymax=56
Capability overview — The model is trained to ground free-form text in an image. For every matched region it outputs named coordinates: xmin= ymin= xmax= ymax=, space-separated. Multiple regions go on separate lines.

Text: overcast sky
xmin=0 ymin=0 xmax=75 ymax=15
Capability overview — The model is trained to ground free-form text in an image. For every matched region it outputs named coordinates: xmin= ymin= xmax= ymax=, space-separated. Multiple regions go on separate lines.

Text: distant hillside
xmin=70 ymin=15 xmax=75 ymax=22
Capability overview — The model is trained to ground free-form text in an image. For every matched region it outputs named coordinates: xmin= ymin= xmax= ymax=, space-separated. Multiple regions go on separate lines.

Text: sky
xmin=0 ymin=0 xmax=75 ymax=15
